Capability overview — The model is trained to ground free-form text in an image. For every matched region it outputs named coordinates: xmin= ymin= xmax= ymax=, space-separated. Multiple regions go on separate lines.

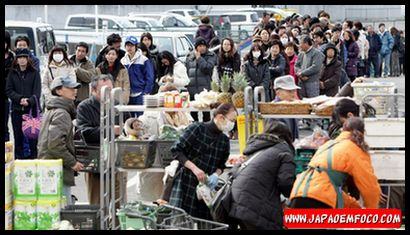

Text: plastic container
xmin=155 ymin=140 xmax=176 ymax=168
xmin=294 ymin=149 xmax=316 ymax=175
xmin=74 ymin=141 xmax=100 ymax=173
xmin=115 ymin=140 xmax=156 ymax=169
xmin=351 ymin=80 xmax=395 ymax=115
xmin=60 ymin=205 xmax=100 ymax=230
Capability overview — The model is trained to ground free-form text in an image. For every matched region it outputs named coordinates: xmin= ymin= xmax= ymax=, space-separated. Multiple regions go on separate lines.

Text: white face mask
xmin=252 ymin=51 xmax=261 ymax=59
xmin=53 ymin=53 xmax=64 ymax=63
xmin=221 ymin=118 xmax=235 ymax=133
xmin=281 ymin=38 xmax=289 ymax=46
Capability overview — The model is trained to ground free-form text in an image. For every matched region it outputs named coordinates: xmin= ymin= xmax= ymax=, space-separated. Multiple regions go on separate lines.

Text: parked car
xmin=122 ymin=31 xmax=194 ymax=62
xmin=210 ymin=11 xmax=259 ymax=41
xmin=236 ymin=7 xmax=294 ymax=21
xmin=65 ymin=14 xmax=137 ymax=30
xmin=127 ymin=16 xmax=165 ymax=31
xmin=164 ymin=9 xmax=201 ymax=24
xmin=6 ymin=20 xmax=56 ymax=70
xmin=128 ymin=13 xmax=197 ymax=28
xmin=204 ymin=13 xmax=232 ymax=39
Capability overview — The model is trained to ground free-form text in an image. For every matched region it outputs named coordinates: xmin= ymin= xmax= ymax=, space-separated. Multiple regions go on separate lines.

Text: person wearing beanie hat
xmin=185 ymin=36 xmax=217 ymax=121
xmin=195 ymin=16 xmax=217 ymax=47
xmin=320 ymin=43 xmax=342 ymax=96
xmin=6 ymin=46 xmax=41 ymax=159
xmin=38 ymin=75 xmax=83 ymax=205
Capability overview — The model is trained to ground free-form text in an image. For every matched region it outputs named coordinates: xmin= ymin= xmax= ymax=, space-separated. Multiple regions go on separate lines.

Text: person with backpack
xmin=5 ymin=48 xmax=41 ymax=159
xmin=227 ymin=120 xmax=296 ymax=230
xmin=289 ymin=117 xmax=381 ymax=209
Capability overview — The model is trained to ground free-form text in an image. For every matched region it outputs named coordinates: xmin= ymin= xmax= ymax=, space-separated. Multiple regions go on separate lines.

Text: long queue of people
xmin=4 ymin=9 xmax=403 ymax=229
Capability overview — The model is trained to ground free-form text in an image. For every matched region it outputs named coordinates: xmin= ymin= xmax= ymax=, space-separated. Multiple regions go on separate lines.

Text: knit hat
xmin=252 ymin=35 xmax=262 ymax=43
xmin=194 ymin=37 xmax=207 ymax=48
xmin=15 ymin=48 xmax=30 ymax=58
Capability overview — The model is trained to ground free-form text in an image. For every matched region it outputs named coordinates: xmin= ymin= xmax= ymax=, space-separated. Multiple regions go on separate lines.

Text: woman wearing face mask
xmin=242 ymin=44 xmax=271 ymax=101
xmin=41 ymin=46 xmax=76 ymax=108
xmin=217 ymin=38 xmax=241 ymax=78
xmin=96 ymin=46 xmax=130 ymax=104
xmin=227 ymin=119 xmax=296 ymax=230
xmin=168 ymin=103 xmax=237 ymax=220
xmin=267 ymin=40 xmax=289 ymax=100
xmin=260 ymin=29 xmax=271 ymax=53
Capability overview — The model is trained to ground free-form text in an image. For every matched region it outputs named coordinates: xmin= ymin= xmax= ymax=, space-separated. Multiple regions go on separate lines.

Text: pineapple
xmin=211 ymin=80 xmax=220 ymax=93
xmin=217 ymin=74 xmax=232 ymax=104
xmin=231 ymin=72 xmax=249 ymax=108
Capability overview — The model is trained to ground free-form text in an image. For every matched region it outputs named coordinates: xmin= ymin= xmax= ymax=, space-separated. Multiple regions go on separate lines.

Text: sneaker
xmin=383 ymin=74 xmax=388 ymax=78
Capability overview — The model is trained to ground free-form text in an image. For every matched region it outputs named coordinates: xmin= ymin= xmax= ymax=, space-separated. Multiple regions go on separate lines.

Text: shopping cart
xmin=117 ymin=201 xmax=229 ymax=230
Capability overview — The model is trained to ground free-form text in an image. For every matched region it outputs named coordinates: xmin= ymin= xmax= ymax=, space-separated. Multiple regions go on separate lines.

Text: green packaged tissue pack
xmin=14 ymin=200 xmax=37 ymax=230
xmin=36 ymin=199 xmax=61 ymax=230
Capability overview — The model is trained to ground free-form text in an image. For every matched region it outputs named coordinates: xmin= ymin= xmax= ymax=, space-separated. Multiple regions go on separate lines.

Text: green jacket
xmin=70 ymin=55 xmax=96 ymax=102
xmin=37 ymin=96 xmax=77 ymax=186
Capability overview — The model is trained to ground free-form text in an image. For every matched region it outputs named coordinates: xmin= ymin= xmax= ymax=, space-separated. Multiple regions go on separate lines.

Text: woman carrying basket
xmin=168 ymin=103 xmax=237 ymax=220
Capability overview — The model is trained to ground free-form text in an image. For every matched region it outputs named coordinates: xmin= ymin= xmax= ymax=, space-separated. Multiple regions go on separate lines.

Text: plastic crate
xmin=117 ymin=203 xmax=158 ymax=230
xmin=115 ymin=140 xmax=156 ymax=169
xmin=60 ymin=205 xmax=100 ymax=230
xmin=294 ymin=149 xmax=316 ymax=175
xmin=75 ymin=141 xmax=100 ymax=173
xmin=155 ymin=140 xmax=176 ymax=168
xmin=351 ymin=80 xmax=395 ymax=115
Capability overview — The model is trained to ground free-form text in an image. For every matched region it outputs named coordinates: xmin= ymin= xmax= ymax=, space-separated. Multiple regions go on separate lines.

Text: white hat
xmin=274 ymin=75 xmax=301 ymax=90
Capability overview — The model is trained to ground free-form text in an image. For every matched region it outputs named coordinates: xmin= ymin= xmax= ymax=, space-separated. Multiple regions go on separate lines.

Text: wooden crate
xmin=258 ymin=102 xmax=312 ymax=114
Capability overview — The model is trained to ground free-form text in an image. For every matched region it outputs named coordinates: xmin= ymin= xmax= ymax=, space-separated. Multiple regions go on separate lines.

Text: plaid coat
xmin=169 ymin=121 xmax=230 ymax=220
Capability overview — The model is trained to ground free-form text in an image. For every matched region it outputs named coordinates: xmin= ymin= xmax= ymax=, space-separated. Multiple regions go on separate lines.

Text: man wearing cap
xmin=95 ymin=33 xmax=126 ymax=67
xmin=272 ymin=75 xmax=300 ymax=141
xmin=121 ymin=35 xmax=154 ymax=116
xmin=185 ymin=36 xmax=217 ymax=121
xmin=37 ymin=76 xmax=84 ymax=205
xmin=6 ymin=48 xmax=41 ymax=159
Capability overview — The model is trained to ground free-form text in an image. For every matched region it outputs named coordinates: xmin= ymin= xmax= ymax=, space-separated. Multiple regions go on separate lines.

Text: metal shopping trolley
xmin=117 ymin=202 xmax=229 ymax=230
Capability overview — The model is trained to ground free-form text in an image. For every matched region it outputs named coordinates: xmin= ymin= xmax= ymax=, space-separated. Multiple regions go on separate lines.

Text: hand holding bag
xmin=22 ymin=95 xmax=42 ymax=140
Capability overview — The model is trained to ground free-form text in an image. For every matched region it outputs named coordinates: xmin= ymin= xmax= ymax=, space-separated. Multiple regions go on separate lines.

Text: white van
xmin=65 ymin=14 xmax=136 ymax=30
xmin=5 ymin=20 xmax=56 ymax=71
xmin=210 ymin=11 xmax=259 ymax=41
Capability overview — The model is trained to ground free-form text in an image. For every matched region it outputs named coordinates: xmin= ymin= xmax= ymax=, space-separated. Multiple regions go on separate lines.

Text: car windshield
xmin=117 ymin=18 xmax=137 ymax=28
xmin=154 ymin=36 xmax=173 ymax=53
xmin=251 ymin=13 xmax=259 ymax=22
xmin=188 ymin=10 xmax=200 ymax=16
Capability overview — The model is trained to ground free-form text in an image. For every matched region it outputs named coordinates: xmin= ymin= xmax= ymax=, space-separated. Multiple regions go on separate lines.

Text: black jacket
xmin=76 ymin=95 xmax=130 ymax=144
xmin=5 ymin=50 xmax=15 ymax=100
xmin=95 ymin=45 xmax=126 ymax=67
xmin=76 ymin=96 xmax=100 ymax=144
xmin=243 ymin=59 xmax=270 ymax=101
xmin=185 ymin=50 xmax=217 ymax=100
xmin=217 ymin=51 xmax=241 ymax=78
xmin=229 ymin=133 xmax=296 ymax=229
xmin=320 ymin=57 xmax=342 ymax=97
xmin=6 ymin=66 xmax=41 ymax=112
xmin=366 ymin=33 xmax=382 ymax=57
xmin=267 ymin=54 xmax=286 ymax=80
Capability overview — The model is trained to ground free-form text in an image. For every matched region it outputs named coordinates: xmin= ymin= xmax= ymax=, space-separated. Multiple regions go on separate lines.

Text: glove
xmin=207 ymin=173 xmax=219 ymax=190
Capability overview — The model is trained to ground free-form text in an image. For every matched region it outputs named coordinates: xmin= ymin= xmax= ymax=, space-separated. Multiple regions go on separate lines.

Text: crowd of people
xmin=4 ymin=8 xmax=404 ymax=230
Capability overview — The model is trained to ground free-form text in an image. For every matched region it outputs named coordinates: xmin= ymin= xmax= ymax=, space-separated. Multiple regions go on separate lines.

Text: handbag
xmin=209 ymin=150 xmax=264 ymax=223
xmin=22 ymin=95 xmax=42 ymax=140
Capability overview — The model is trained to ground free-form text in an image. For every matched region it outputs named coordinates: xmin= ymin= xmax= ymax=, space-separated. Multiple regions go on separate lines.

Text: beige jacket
xmin=41 ymin=60 xmax=76 ymax=103
xmin=96 ymin=67 xmax=130 ymax=104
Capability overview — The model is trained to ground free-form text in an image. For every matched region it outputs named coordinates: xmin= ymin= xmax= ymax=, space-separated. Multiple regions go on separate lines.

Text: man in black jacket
xmin=94 ymin=33 xmax=126 ymax=67
xmin=365 ymin=25 xmax=382 ymax=78
xmin=76 ymin=74 xmax=123 ymax=205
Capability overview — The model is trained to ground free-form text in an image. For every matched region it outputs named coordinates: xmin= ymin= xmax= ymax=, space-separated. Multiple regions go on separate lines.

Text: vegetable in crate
xmin=231 ymin=72 xmax=249 ymax=108
xmin=159 ymin=125 xmax=183 ymax=140
xmin=123 ymin=152 xmax=147 ymax=168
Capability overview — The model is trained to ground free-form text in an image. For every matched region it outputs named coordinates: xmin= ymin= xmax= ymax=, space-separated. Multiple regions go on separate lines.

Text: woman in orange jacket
xmin=289 ymin=117 xmax=380 ymax=209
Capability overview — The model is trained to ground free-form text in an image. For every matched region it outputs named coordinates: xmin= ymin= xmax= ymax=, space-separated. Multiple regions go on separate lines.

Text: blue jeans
xmin=63 ymin=185 xmax=73 ymax=205
xmin=129 ymin=95 xmax=143 ymax=117
xmin=380 ymin=52 xmax=391 ymax=76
